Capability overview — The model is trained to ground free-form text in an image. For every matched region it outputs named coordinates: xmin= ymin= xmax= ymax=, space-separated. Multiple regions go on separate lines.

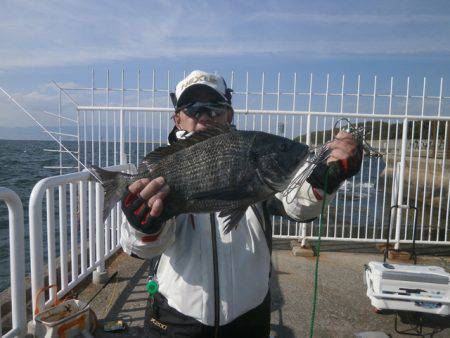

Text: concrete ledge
xmin=93 ymin=270 xmax=110 ymax=284
xmin=292 ymin=246 xmax=315 ymax=257
xmin=388 ymin=250 xmax=414 ymax=262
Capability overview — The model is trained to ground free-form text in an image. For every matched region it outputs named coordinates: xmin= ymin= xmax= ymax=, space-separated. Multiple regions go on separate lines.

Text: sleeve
xmin=120 ymin=217 xmax=176 ymax=260
xmin=273 ymin=163 xmax=337 ymax=222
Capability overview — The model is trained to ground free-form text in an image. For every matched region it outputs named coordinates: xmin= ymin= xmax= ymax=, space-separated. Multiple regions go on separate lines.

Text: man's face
xmin=174 ymin=91 xmax=233 ymax=132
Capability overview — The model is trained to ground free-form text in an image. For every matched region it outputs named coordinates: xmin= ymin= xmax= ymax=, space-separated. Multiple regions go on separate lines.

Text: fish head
xmin=252 ymin=133 xmax=310 ymax=192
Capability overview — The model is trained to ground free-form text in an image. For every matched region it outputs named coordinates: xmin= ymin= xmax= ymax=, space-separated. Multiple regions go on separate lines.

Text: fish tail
xmin=90 ymin=165 xmax=134 ymax=221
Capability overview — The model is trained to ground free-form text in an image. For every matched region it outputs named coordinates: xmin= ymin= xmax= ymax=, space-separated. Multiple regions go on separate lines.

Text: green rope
xmin=309 ymin=169 xmax=329 ymax=338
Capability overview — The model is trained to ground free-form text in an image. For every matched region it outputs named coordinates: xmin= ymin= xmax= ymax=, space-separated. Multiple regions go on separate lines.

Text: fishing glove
xmin=307 ymin=144 xmax=363 ymax=194
xmin=121 ymin=191 xmax=164 ymax=235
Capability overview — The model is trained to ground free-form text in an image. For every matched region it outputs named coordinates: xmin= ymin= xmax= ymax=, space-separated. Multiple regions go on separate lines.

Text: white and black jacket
xmin=120 ymin=131 xmax=336 ymax=326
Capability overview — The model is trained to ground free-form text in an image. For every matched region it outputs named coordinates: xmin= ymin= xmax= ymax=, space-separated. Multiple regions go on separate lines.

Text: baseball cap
xmin=173 ymin=70 xmax=232 ymax=109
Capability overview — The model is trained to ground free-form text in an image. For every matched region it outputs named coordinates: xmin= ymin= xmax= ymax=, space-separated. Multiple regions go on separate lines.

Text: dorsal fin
xmin=138 ymin=121 xmax=233 ymax=173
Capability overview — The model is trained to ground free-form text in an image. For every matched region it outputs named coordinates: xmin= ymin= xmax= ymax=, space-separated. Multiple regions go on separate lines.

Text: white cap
xmin=174 ymin=70 xmax=230 ymax=108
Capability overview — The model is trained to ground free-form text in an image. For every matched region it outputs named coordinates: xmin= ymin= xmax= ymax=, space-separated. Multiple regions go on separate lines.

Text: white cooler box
xmin=364 ymin=261 xmax=450 ymax=315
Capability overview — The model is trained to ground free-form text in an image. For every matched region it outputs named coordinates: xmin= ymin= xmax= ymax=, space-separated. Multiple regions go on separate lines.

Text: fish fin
xmin=90 ymin=166 xmax=133 ymax=221
xmin=137 ymin=157 xmax=158 ymax=174
xmin=138 ymin=122 xmax=233 ymax=173
xmin=219 ymin=206 xmax=247 ymax=234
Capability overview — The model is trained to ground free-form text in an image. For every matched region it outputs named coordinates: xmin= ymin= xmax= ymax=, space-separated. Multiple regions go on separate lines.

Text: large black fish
xmin=91 ymin=123 xmax=309 ymax=233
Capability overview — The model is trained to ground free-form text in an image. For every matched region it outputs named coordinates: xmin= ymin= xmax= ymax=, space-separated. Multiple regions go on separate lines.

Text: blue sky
xmin=1 ymin=0 xmax=450 ymax=137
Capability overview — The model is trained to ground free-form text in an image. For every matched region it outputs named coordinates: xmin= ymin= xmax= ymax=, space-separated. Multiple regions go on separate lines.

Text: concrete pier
xmin=75 ymin=241 xmax=450 ymax=337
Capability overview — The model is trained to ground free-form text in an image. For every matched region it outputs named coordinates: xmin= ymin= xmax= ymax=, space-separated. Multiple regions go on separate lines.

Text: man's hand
xmin=307 ymin=130 xmax=363 ymax=193
xmin=326 ymin=131 xmax=361 ymax=166
xmin=128 ymin=177 xmax=170 ymax=217
xmin=121 ymin=177 xmax=170 ymax=233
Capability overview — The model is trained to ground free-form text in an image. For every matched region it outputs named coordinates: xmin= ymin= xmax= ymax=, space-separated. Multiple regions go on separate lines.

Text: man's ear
xmin=226 ymin=109 xmax=234 ymax=124
xmin=173 ymin=113 xmax=182 ymax=129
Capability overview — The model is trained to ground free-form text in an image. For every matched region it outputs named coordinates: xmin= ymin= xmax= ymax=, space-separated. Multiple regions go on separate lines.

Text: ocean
xmin=0 ymin=139 xmax=386 ymax=292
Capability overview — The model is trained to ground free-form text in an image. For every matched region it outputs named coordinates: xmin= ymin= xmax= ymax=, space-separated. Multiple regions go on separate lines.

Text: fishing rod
xmin=0 ymin=87 xmax=103 ymax=183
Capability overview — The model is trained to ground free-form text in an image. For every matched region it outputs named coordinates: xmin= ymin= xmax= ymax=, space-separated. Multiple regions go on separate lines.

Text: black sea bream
xmin=91 ymin=123 xmax=309 ymax=233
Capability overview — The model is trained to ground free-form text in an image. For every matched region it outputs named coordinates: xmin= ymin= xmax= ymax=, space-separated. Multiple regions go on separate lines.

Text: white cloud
xmin=1 ymin=1 xmax=449 ymax=70
xmin=245 ymin=13 xmax=450 ymax=25
xmin=0 ymin=82 xmax=81 ymax=128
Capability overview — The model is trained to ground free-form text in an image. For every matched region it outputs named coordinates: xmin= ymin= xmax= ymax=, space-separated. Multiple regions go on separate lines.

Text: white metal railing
xmin=0 ymin=188 xmax=26 ymax=338
xmin=49 ymin=71 xmax=449 ymax=248
xmin=29 ymin=164 xmax=136 ymax=317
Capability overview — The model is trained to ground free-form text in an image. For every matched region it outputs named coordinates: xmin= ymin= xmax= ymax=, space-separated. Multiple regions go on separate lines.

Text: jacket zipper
xmin=209 ymin=213 xmax=220 ymax=338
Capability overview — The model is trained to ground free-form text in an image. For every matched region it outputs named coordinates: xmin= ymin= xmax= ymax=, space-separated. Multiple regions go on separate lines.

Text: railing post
xmin=120 ymin=109 xmax=126 ymax=165
xmin=93 ymin=182 xmax=108 ymax=284
xmin=300 ymin=113 xmax=312 ymax=247
xmin=394 ymin=118 xmax=409 ymax=250
xmin=0 ymin=188 xmax=26 ymax=336
xmin=29 ymin=182 xmax=46 ymax=325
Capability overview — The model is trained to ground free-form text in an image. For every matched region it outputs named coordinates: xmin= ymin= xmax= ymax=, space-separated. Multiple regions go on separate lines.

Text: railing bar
xmin=70 ymin=182 xmax=78 ymax=282
xmin=58 ymin=90 xmax=62 ymax=175
xmin=88 ymin=181 xmax=95 ymax=267
xmin=159 ymin=111 xmax=162 ymax=146
xmin=95 ymin=182 xmax=105 ymax=275
xmin=83 ymin=108 xmax=87 ymax=166
xmin=46 ymin=131 xmax=79 ymax=139
xmin=59 ymin=184 xmax=68 ymax=290
xmin=428 ymin=78 xmax=444 ymax=240
xmin=445 ymin=173 xmax=450 ymax=242
xmin=137 ymin=70 xmax=141 ymax=165
xmin=115 ymin=107 xmax=118 ymax=166
xmin=437 ymin=121 xmax=448 ymax=237
xmin=91 ymin=70 xmax=95 ymax=165
xmin=413 ymin=78 xmax=426 ymax=241
xmin=330 ymin=75 xmax=339 ymax=238
xmin=364 ymin=76 xmax=376 ymax=239
xmin=144 ymin=70 xmax=148 ymax=156
xmin=76 ymin=106 xmax=450 ymax=120
xmin=44 ymin=149 xmax=79 ymax=154
xmin=373 ymin=81 xmax=391 ymax=238
xmin=44 ymin=166 xmax=79 ymax=169
xmin=43 ymin=110 xmax=78 ymax=123
xmin=405 ymin=121 xmax=415 ymax=240
xmin=323 ymin=75 xmax=331 ymax=236
xmin=63 ymin=84 xmax=450 ymax=99
xmin=98 ymin=110 xmax=102 ymax=167
xmin=356 ymin=75 xmax=364 ymax=239
xmin=111 ymin=204 xmax=117 ymax=249
xmin=106 ymin=69 xmax=110 ymax=166
xmin=404 ymin=77 xmax=412 ymax=239
xmin=260 ymin=72 xmax=264 ymax=130
xmin=79 ymin=181 xmax=87 ymax=275
xmin=46 ymin=188 xmax=57 ymax=301
xmin=421 ymin=112 xmax=433 ymax=240
xmin=340 ymin=75 xmax=348 ymax=238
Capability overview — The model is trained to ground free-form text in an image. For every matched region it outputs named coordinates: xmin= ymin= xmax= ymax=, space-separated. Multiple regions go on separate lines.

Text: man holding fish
xmin=114 ymin=71 xmax=362 ymax=337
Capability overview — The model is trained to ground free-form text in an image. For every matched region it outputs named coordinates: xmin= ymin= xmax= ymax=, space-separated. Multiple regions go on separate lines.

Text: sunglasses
xmin=182 ymin=102 xmax=231 ymax=119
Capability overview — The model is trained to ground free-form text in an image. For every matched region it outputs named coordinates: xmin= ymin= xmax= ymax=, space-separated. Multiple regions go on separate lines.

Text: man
xmin=120 ymin=70 xmax=362 ymax=337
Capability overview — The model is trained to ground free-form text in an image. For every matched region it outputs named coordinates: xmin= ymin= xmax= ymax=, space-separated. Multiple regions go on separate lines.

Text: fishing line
xmin=309 ymin=168 xmax=329 ymax=338
xmin=0 ymin=87 xmax=103 ymax=183
xmin=308 ymin=120 xmax=383 ymax=336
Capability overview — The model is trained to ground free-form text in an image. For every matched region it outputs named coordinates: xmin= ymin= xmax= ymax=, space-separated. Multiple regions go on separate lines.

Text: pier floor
xmin=78 ymin=241 xmax=450 ymax=337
